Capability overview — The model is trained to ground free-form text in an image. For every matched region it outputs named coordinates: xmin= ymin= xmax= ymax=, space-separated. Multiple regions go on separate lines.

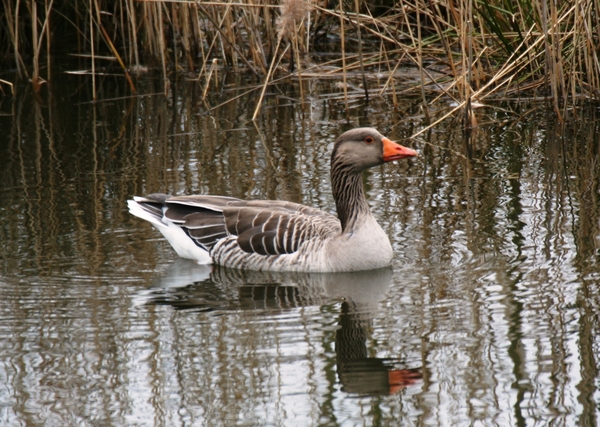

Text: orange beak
xmin=382 ymin=137 xmax=418 ymax=162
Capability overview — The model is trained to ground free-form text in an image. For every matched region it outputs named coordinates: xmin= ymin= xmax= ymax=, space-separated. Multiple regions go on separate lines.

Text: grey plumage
xmin=128 ymin=128 xmax=417 ymax=272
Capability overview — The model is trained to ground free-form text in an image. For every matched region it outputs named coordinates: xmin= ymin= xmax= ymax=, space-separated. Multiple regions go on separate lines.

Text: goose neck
xmin=331 ymin=163 xmax=371 ymax=233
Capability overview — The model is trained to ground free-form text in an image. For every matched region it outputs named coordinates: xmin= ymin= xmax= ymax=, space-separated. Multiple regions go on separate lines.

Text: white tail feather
xmin=127 ymin=199 xmax=213 ymax=264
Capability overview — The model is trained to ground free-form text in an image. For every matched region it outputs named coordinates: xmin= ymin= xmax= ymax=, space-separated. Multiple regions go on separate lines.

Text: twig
xmin=252 ymin=37 xmax=289 ymax=120
xmin=339 ymin=0 xmax=348 ymax=109
xmin=195 ymin=1 xmax=261 ymax=78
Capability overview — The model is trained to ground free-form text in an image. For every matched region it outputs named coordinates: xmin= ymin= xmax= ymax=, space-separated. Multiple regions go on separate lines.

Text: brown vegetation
xmin=1 ymin=0 xmax=598 ymax=119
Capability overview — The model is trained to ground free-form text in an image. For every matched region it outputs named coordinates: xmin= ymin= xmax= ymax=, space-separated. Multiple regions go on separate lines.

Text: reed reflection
xmin=137 ymin=260 xmax=422 ymax=396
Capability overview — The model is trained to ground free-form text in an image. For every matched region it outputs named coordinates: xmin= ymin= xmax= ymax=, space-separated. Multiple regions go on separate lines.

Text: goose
xmin=127 ymin=128 xmax=417 ymax=272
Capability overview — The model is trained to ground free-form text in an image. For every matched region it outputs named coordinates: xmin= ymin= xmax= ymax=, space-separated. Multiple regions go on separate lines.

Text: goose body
xmin=128 ymin=128 xmax=417 ymax=272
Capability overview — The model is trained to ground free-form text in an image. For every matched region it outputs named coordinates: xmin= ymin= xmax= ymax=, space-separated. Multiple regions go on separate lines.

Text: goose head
xmin=331 ymin=128 xmax=418 ymax=172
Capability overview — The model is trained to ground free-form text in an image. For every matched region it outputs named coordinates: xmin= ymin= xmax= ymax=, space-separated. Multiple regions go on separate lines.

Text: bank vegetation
xmin=1 ymin=0 xmax=599 ymax=120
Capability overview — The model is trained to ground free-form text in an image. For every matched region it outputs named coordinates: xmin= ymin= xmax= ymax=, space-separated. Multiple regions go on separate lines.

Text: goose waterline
xmin=128 ymin=128 xmax=417 ymax=272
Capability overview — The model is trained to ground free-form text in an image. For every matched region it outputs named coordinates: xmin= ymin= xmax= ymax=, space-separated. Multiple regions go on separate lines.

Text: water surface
xmin=1 ymin=71 xmax=600 ymax=426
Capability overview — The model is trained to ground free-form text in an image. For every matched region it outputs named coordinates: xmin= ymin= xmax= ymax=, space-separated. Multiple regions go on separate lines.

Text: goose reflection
xmin=136 ymin=259 xmax=422 ymax=395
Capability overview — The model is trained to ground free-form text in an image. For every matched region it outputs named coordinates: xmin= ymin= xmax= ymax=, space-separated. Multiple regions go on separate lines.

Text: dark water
xmin=1 ymin=69 xmax=600 ymax=426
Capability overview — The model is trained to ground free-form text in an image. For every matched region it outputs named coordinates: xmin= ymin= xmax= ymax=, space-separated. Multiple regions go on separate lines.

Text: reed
xmin=1 ymin=0 xmax=598 ymax=114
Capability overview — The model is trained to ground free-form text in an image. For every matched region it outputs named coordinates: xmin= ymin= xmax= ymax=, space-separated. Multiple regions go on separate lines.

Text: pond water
xmin=1 ymin=68 xmax=600 ymax=426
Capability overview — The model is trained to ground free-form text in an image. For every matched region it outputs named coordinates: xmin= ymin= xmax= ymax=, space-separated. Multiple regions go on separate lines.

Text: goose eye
xmin=364 ymin=136 xmax=374 ymax=144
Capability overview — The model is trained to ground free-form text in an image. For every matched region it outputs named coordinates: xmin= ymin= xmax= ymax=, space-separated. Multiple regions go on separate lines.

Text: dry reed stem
xmin=379 ymin=56 xmax=403 ymax=105
xmin=314 ymin=7 xmax=426 ymax=72
xmin=95 ymin=17 xmax=137 ymax=93
xmin=6 ymin=0 xmax=26 ymax=76
xmin=202 ymin=58 xmax=218 ymax=99
xmin=44 ymin=0 xmax=53 ymax=85
xmin=208 ymin=52 xmax=378 ymax=112
xmin=412 ymin=26 xmax=546 ymax=139
xmin=0 ymin=78 xmax=15 ymax=95
xmin=252 ymin=36 xmax=286 ymax=121
xmin=196 ymin=2 xmax=232 ymax=81
xmin=463 ymin=0 xmax=476 ymax=128
xmin=292 ymin=35 xmax=305 ymax=110
xmin=339 ymin=0 xmax=348 ymax=109
xmin=2 ymin=0 xmax=598 ymax=112
xmin=125 ymin=0 xmax=141 ymax=68
xmin=138 ymin=0 xmax=281 ymax=7
xmin=89 ymin=0 xmax=96 ymax=101
xmin=415 ymin=0 xmax=428 ymax=119
xmin=277 ymin=0 xmax=312 ymax=108
xmin=352 ymin=0 xmax=368 ymax=102
xmin=156 ymin=1 xmax=168 ymax=94
xmin=30 ymin=0 xmax=51 ymax=91
xmin=196 ymin=2 xmax=261 ymax=77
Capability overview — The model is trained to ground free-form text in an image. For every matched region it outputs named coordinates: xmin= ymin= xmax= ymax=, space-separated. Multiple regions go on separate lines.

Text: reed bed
xmin=1 ymin=0 xmax=598 ymax=118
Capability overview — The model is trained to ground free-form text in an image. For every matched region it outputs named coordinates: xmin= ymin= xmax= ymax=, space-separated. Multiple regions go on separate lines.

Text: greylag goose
xmin=128 ymin=128 xmax=417 ymax=272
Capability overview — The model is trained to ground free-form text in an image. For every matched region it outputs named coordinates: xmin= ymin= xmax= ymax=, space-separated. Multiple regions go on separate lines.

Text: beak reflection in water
xmin=136 ymin=260 xmax=422 ymax=396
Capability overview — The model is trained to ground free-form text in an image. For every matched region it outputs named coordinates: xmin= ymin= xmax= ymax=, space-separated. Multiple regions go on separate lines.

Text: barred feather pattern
xmin=131 ymin=193 xmax=343 ymax=271
xmin=330 ymin=160 xmax=371 ymax=233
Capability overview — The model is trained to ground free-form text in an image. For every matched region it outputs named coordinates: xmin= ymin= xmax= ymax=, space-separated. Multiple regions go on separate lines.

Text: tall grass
xmin=1 ymin=0 xmax=598 ymax=118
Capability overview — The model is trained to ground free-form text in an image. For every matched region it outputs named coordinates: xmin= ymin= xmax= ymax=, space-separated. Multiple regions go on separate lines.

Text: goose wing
xmin=140 ymin=194 xmax=341 ymax=255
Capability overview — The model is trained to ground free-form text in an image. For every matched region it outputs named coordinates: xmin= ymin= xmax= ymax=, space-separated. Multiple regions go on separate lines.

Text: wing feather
xmin=133 ymin=194 xmax=341 ymax=256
